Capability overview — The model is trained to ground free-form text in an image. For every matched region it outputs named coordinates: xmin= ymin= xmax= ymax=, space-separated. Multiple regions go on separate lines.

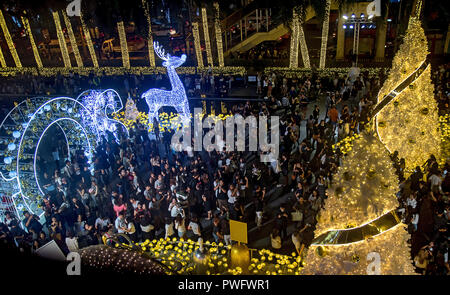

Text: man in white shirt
xmin=227 ymin=184 xmax=239 ymax=206
xmin=114 ymin=212 xmax=127 ymax=234
xmin=95 ymin=215 xmax=111 ymax=232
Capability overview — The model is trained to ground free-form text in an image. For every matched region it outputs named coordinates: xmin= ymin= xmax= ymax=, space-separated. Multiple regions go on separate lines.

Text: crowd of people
xmin=0 ymin=71 xmax=239 ymax=103
xmin=0 ymin=62 xmax=448 ymax=275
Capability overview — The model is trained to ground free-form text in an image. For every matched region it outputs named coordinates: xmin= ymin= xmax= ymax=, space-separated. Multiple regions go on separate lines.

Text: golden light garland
xmin=289 ymin=11 xmax=299 ymax=68
xmin=21 ymin=16 xmax=43 ymax=68
xmin=117 ymin=21 xmax=130 ymax=68
xmin=264 ymin=67 xmax=387 ymax=79
xmin=192 ymin=22 xmax=204 ymax=67
xmin=375 ymin=17 xmax=440 ymax=173
xmin=201 ymin=7 xmax=213 ymax=66
xmin=213 ymin=2 xmax=224 ymax=67
xmin=62 ymin=10 xmax=83 ymax=67
xmin=52 ymin=11 xmax=71 ymax=67
xmin=142 ymin=0 xmax=155 ymax=67
xmin=0 ymin=66 xmax=246 ymax=77
xmin=0 ymin=10 xmax=22 ymax=67
xmin=319 ymin=0 xmax=331 ymax=69
xmin=80 ymin=12 xmax=99 ymax=67
xmin=303 ymin=132 xmax=416 ymax=275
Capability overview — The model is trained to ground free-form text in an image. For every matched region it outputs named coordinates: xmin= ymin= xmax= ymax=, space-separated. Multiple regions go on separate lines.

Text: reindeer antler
xmin=153 ymin=41 xmax=170 ymax=61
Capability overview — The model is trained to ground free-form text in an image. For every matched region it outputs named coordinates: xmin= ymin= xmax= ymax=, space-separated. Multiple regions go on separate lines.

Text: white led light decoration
xmin=76 ymin=89 xmax=129 ymax=141
xmin=0 ymin=92 xmax=126 ymax=222
xmin=142 ymin=42 xmax=190 ymax=127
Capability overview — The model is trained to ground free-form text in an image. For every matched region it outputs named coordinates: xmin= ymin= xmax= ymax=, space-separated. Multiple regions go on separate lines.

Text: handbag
xmin=291 ymin=210 xmax=303 ymax=222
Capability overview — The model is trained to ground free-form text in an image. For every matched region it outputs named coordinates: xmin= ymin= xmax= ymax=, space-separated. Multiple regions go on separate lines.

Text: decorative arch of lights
xmin=0 ymin=90 xmax=127 ymax=221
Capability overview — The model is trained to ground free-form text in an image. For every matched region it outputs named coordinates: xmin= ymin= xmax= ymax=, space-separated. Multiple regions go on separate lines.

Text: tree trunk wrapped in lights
xmin=117 ymin=21 xmax=130 ymax=68
xmin=53 ymin=11 xmax=71 ymax=68
xmin=201 ymin=7 xmax=213 ymax=66
xmin=62 ymin=10 xmax=83 ymax=67
xmin=21 ymin=16 xmax=43 ymax=68
xmin=0 ymin=10 xmax=22 ymax=67
xmin=0 ymin=45 xmax=6 ymax=67
xmin=80 ymin=12 xmax=99 ymax=68
xmin=142 ymin=0 xmax=155 ymax=67
xmin=319 ymin=0 xmax=331 ymax=69
xmin=302 ymin=132 xmax=416 ymax=275
xmin=374 ymin=17 xmax=441 ymax=172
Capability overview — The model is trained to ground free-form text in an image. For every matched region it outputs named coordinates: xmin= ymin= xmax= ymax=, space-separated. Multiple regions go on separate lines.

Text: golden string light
xmin=142 ymin=0 xmax=155 ymax=67
xmin=192 ymin=22 xmax=204 ymax=67
xmin=52 ymin=11 xmax=71 ymax=68
xmin=289 ymin=11 xmax=299 ymax=68
xmin=375 ymin=17 xmax=441 ymax=171
xmin=201 ymin=7 xmax=213 ymax=66
xmin=0 ymin=45 xmax=6 ymax=67
xmin=117 ymin=21 xmax=130 ymax=68
xmin=213 ymin=2 xmax=224 ymax=67
xmin=62 ymin=10 xmax=83 ymax=67
xmin=21 ymin=16 xmax=43 ymax=68
xmin=0 ymin=66 xmax=246 ymax=77
xmin=0 ymin=10 xmax=22 ymax=67
xmin=80 ymin=13 xmax=99 ymax=67
xmin=302 ymin=132 xmax=416 ymax=275
xmin=319 ymin=0 xmax=331 ymax=69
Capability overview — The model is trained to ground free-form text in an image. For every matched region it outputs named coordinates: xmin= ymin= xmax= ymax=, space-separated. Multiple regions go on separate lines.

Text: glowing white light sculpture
xmin=142 ymin=42 xmax=190 ymax=127
xmin=0 ymin=92 xmax=126 ymax=222
xmin=76 ymin=89 xmax=129 ymax=141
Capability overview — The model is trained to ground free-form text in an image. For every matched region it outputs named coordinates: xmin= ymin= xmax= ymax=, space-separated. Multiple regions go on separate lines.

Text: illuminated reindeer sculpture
xmin=142 ymin=42 xmax=190 ymax=128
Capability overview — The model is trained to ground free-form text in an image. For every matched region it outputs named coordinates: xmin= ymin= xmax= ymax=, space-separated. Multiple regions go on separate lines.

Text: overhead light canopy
xmin=342 ymin=15 xmax=348 ymax=20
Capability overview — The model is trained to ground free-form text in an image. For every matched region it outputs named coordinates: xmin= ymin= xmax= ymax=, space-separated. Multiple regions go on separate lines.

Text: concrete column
xmin=240 ymin=20 xmax=243 ymax=41
xmin=375 ymin=20 xmax=387 ymax=61
xmin=336 ymin=11 xmax=345 ymax=60
xmin=256 ymin=9 xmax=259 ymax=32
xmin=244 ymin=16 xmax=247 ymax=38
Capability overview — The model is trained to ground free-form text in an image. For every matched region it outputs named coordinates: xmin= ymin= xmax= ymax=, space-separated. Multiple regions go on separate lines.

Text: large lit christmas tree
xmin=302 ymin=132 xmax=416 ymax=275
xmin=375 ymin=16 xmax=440 ymax=173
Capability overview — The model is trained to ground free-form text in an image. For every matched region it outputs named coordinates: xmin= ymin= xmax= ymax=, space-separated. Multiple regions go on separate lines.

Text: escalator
xmin=221 ymin=1 xmax=340 ymax=57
